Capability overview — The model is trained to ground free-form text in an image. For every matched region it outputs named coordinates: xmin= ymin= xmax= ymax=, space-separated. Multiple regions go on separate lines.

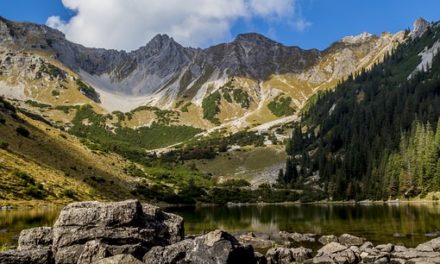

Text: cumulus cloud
xmin=46 ymin=0 xmax=309 ymax=51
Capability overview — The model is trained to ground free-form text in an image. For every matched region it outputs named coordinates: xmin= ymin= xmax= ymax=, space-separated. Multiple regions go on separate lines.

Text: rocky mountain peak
xmin=411 ymin=17 xmax=430 ymax=39
xmin=341 ymin=32 xmax=373 ymax=44
xmin=233 ymin=33 xmax=280 ymax=47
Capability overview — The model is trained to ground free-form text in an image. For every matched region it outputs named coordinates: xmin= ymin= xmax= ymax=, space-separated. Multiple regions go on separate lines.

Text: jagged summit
xmin=234 ymin=33 xmax=280 ymax=45
xmin=341 ymin=32 xmax=374 ymax=44
xmin=411 ymin=17 xmax=430 ymax=39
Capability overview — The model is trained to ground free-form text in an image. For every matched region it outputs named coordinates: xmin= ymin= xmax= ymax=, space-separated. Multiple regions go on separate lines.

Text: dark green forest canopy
xmin=283 ymin=25 xmax=440 ymax=200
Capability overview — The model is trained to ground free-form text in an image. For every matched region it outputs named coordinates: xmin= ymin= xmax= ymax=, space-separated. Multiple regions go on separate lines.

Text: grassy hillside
xmin=0 ymin=98 xmax=142 ymax=205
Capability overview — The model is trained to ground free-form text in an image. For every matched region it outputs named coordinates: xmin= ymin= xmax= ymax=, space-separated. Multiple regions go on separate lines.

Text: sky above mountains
xmin=1 ymin=0 xmax=440 ymax=51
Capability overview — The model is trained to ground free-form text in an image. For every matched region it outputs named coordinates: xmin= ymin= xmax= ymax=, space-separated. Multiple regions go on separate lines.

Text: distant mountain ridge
xmin=0 ymin=16 xmax=426 ymax=131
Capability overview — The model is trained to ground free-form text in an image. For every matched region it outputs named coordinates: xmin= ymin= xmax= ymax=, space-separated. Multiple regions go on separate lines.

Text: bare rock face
xmin=411 ymin=17 xmax=430 ymax=39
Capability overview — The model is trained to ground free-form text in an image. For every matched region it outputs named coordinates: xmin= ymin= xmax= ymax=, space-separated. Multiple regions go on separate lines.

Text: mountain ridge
xmin=0 ymin=16 xmax=421 ymax=132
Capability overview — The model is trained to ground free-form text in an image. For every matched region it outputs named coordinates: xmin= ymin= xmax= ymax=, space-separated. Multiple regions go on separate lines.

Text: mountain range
xmin=1 ymin=16 xmax=428 ymax=133
xmin=0 ymin=16 xmax=438 ymax=204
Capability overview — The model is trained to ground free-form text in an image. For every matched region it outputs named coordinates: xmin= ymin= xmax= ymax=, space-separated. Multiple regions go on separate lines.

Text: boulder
xmin=92 ymin=254 xmax=144 ymax=264
xmin=239 ymin=234 xmax=274 ymax=249
xmin=391 ymin=249 xmax=440 ymax=260
xmin=314 ymin=242 xmax=359 ymax=264
xmin=417 ymin=237 xmax=440 ymax=252
xmin=0 ymin=247 xmax=52 ymax=264
xmin=51 ymin=200 xmax=184 ymax=264
xmin=266 ymin=246 xmax=312 ymax=264
xmin=317 ymin=242 xmax=348 ymax=255
xmin=143 ymin=239 xmax=193 ymax=264
xmin=17 ymin=227 xmax=52 ymax=251
xmin=187 ymin=230 xmax=256 ymax=264
xmin=143 ymin=230 xmax=256 ymax=264
xmin=338 ymin=234 xmax=365 ymax=246
xmin=279 ymin=231 xmax=315 ymax=243
xmin=318 ymin=235 xmax=338 ymax=245
xmin=376 ymin=243 xmax=394 ymax=253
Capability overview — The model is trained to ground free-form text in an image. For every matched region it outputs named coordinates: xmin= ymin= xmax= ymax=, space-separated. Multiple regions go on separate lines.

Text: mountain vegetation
xmin=282 ymin=24 xmax=440 ymax=200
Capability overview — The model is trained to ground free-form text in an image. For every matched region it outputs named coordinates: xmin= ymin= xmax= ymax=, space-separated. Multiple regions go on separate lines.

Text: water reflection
xmin=0 ymin=203 xmax=439 ymax=249
xmin=168 ymin=203 xmax=440 ymax=247
xmin=0 ymin=206 xmax=60 ymax=249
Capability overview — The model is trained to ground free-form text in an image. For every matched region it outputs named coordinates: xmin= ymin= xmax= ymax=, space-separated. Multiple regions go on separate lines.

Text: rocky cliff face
xmin=0 ymin=16 xmax=421 ymax=131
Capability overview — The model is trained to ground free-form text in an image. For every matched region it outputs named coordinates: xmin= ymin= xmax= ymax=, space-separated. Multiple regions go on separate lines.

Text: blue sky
xmin=1 ymin=0 xmax=440 ymax=50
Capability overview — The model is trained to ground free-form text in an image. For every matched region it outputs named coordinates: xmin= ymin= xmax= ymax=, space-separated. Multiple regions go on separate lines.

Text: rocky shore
xmin=1 ymin=200 xmax=439 ymax=264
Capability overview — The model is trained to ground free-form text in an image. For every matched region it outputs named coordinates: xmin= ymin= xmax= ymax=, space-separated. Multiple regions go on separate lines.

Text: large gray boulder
xmin=187 ymin=230 xmax=256 ymax=264
xmin=17 ymin=227 xmax=53 ymax=251
xmin=0 ymin=200 xmax=184 ymax=264
xmin=143 ymin=230 xmax=256 ymax=264
xmin=51 ymin=200 xmax=183 ymax=264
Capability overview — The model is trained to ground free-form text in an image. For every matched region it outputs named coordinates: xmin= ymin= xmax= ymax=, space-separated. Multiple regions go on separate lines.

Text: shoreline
xmin=1 ymin=198 xmax=440 ymax=210
xmin=2 ymin=199 xmax=440 ymax=264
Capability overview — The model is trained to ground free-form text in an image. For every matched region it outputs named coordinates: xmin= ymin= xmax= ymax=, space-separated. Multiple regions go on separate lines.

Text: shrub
xmin=14 ymin=171 xmax=35 ymax=185
xmin=124 ymin=164 xmax=146 ymax=178
xmin=90 ymin=176 xmax=106 ymax=183
xmin=22 ymin=185 xmax=46 ymax=199
xmin=16 ymin=126 xmax=30 ymax=137
xmin=0 ymin=141 xmax=8 ymax=149
xmin=62 ymin=188 xmax=76 ymax=199
xmin=51 ymin=90 xmax=60 ymax=96
xmin=232 ymin=89 xmax=251 ymax=108
xmin=219 ymin=179 xmax=251 ymax=187
xmin=76 ymin=79 xmax=100 ymax=103
xmin=202 ymin=91 xmax=221 ymax=124
xmin=267 ymin=95 xmax=295 ymax=117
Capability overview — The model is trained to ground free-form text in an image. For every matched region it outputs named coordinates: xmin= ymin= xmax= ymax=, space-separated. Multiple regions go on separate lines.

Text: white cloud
xmin=46 ymin=0 xmax=309 ymax=51
xmin=292 ymin=19 xmax=312 ymax=32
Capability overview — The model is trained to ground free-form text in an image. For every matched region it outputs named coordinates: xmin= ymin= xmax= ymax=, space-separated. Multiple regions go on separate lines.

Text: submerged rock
xmin=279 ymin=231 xmax=316 ymax=243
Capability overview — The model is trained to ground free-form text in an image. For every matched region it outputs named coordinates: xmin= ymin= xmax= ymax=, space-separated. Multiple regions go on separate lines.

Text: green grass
xmin=69 ymin=105 xmax=203 ymax=160
xmin=202 ymin=91 xmax=221 ymax=124
xmin=267 ymin=95 xmax=295 ymax=117
xmin=232 ymin=89 xmax=251 ymax=108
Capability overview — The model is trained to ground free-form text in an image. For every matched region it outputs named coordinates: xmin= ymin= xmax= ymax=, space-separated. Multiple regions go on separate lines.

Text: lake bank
xmin=1 ymin=200 xmax=440 ymax=264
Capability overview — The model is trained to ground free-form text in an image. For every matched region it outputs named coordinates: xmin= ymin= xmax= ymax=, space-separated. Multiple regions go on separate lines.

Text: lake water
xmin=1 ymin=203 xmax=440 ymax=250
